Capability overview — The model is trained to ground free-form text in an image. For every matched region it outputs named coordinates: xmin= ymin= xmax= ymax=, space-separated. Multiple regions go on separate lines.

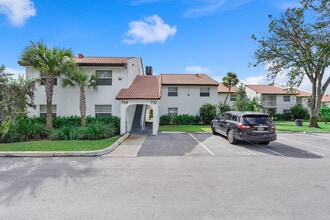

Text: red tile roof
xmin=74 ymin=55 xmax=134 ymax=66
xmin=322 ymin=94 xmax=330 ymax=102
xmin=246 ymin=84 xmax=311 ymax=96
xmin=296 ymin=89 xmax=311 ymax=97
xmin=116 ymin=75 xmax=161 ymax=100
xmin=218 ymin=83 xmax=239 ymax=93
xmin=160 ymin=74 xmax=218 ymax=86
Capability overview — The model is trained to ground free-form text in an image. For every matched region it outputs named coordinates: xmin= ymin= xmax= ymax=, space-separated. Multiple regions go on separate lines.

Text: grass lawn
xmin=159 ymin=121 xmax=330 ymax=133
xmin=159 ymin=125 xmax=212 ymax=132
xmin=274 ymin=120 xmax=330 ymax=132
xmin=0 ymin=136 xmax=120 ymax=152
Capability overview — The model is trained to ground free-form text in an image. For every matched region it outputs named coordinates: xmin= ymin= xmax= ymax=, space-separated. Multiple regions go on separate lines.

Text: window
xmin=283 ymin=95 xmax=290 ymax=102
xmin=200 ymin=88 xmax=210 ymax=97
xmin=40 ymin=73 xmax=57 ymax=86
xmin=168 ymin=108 xmax=178 ymax=117
xmin=168 ymin=87 xmax=178 ymax=96
xmin=230 ymin=94 xmax=237 ymax=102
xmin=283 ymin=109 xmax=291 ymax=113
xmin=40 ymin=105 xmax=56 ymax=117
xmin=96 ymin=70 xmax=112 ymax=85
xmin=95 ymin=105 xmax=112 ymax=117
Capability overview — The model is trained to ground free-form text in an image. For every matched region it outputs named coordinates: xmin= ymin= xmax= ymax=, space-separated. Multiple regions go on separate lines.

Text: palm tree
xmin=62 ymin=66 xmax=97 ymax=126
xmin=222 ymin=72 xmax=239 ymax=106
xmin=19 ymin=40 xmax=74 ymax=128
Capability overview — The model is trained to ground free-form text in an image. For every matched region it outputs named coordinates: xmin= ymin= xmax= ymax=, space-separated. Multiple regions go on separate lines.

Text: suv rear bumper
xmin=235 ymin=133 xmax=277 ymax=142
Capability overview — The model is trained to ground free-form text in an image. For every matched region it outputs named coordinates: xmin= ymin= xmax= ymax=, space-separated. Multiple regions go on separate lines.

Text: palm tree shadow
xmin=0 ymin=157 xmax=99 ymax=205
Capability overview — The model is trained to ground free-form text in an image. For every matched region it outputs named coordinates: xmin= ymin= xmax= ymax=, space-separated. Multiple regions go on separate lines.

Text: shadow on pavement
xmin=0 ymin=157 xmax=99 ymax=205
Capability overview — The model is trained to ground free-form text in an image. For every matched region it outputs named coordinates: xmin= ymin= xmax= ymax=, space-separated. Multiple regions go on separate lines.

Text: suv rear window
xmin=242 ymin=115 xmax=271 ymax=125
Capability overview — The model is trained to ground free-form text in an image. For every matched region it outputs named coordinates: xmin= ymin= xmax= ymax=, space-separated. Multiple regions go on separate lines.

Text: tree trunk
xmin=309 ymin=106 xmax=320 ymax=128
xmin=80 ymin=87 xmax=86 ymax=126
xmin=45 ymin=73 xmax=55 ymax=129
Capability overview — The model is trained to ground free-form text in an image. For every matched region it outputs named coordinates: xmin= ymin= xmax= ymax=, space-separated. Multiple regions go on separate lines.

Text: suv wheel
xmin=227 ymin=130 xmax=237 ymax=144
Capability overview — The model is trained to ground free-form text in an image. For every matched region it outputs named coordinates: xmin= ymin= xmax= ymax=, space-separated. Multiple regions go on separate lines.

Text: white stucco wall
xmin=25 ymin=58 xmax=143 ymax=118
xmin=159 ymin=85 xmax=218 ymax=116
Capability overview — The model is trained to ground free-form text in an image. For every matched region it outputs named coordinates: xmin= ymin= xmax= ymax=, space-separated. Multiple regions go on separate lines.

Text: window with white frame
xmin=40 ymin=73 xmax=57 ymax=86
xmin=96 ymin=70 xmax=112 ymax=85
xmin=168 ymin=107 xmax=178 ymax=117
xmin=95 ymin=105 xmax=112 ymax=117
xmin=168 ymin=87 xmax=178 ymax=96
xmin=230 ymin=94 xmax=237 ymax=102
xmin=200 ymin=87 xmax=210 ymax=97
xmin=283 ymin=95 xmax=290 ymax=102
xmin=40 ymin=105 xmax=57 ymax=117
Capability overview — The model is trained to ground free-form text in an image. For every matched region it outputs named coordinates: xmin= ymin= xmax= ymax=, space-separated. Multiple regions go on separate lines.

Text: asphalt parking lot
xmin=111 ymin=132 xmax=330 ymax=158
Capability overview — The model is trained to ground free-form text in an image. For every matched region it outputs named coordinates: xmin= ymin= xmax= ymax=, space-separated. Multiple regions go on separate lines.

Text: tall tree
xmin=62 ymin=66 xmax=97 ymax=126
xmin=0 ymin=65 xmax=36 ymax=136
xmin=19 ymin=41 xmax=74 ymax=128
xmin=222 ymin=72 xmax=239 ymax=106
xmin=252 ymin=0 xmax=330 ymax=127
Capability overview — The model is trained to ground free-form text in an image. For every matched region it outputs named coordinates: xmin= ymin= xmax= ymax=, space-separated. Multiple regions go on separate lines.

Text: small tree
xmin=62 ymin=65 xmax=97 ymax=126
xmin=233 ymin=83 xmax=249 ymax=111
xmin=199 ymin=103 xmax=217 ymax=124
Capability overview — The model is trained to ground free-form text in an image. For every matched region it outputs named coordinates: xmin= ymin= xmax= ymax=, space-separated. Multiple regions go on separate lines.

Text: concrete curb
xmin=0 ymin=133 xmax=130 ymax=157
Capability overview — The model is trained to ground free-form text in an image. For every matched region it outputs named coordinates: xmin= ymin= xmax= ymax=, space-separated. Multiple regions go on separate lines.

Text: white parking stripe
xmin=250 ymin=142 xmax=284 ymax=156
xmin=279 ymin=136 xmax=330 ymax=152
xmin=189 ymin=133 xmax=215 ymax=156
xmin=259 ymin=146 xmax=284 ymax=156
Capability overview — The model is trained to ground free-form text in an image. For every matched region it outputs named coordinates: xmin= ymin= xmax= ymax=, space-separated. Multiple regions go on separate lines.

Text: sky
xmin=0 ymin=0 xmax=329 ymax=93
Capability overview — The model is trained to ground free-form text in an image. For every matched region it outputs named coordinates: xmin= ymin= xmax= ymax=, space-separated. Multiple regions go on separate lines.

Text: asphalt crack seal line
xmin=188 ymin=133 xmax=215 ymax=156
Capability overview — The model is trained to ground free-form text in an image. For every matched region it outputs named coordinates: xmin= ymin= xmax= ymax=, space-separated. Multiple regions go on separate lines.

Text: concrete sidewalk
xmin=105 ymin=135 xmax=146 ymax=157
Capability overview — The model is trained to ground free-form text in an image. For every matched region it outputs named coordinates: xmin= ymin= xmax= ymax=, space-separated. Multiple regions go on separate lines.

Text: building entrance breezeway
xmin=119 ymin=100 xmax=160 ymax=135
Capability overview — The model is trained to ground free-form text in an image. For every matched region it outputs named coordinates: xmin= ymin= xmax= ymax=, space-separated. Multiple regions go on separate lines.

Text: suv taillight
xmin=237 ymin=123 xmax=251 ymax=129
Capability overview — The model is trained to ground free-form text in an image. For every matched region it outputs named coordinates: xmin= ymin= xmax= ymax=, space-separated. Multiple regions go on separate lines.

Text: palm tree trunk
xmin=45 ymin=74 xmax=55 ymax=129
xmin=80 ymin=87 xmax=86 ymax=126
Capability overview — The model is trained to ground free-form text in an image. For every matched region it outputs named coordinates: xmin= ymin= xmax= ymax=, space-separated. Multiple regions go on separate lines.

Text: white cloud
xmin=122 ymin=14 xmax=177 ymax=44
xmin=184 ymin=0 xmax=251 ymax=18
xmin=242 ymin=75 xmax=267 ymax=85
xmin=0 ymin=0 xmax=36 ymax=26
xmin=185 ymin=65 xmax=215 ymax=74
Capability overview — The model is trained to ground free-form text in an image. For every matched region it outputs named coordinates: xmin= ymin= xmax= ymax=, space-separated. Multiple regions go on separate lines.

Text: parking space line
xmin=279 ymin=136 xmax=330 ymax=152
xmin=250 ymin=143 xmax=284 ymax=156
xmin=259 ymin=146 xmax=284 ymax=156
xmin=188 ymin=133 xmax=215 ymax=156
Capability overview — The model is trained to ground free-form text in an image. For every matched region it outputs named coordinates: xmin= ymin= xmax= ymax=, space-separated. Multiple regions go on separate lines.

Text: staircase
xmin=131 ymin=105 xmax=143 ymax=131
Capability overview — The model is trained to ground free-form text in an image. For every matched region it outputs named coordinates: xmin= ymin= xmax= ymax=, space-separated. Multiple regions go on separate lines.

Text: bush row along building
xmin=23 ymin=55 xmax=322 ymax=135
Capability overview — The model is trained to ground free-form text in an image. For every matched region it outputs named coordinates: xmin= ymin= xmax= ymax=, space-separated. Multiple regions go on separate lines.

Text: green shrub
xmin=50 ymin=126 xmax=79 ymax=140
xmin=173 ymin=114 xmax=196 ymax=125
xmin=199 ymin=103 xmax=217 ymax=125
xmin=160 ymin=115 xmax=172 ymax=125
xmin=273 ymin=113 xmax=283 ymax=120
xmin=78 ymin=123 xmax=115 ymax=140
xmin=290 ymin=104 xmax=309 ymax=120
xmin=0 ymin=117 xmax=49 ymax=143
xmin=282 ymin=113 xmax=293 ymax=121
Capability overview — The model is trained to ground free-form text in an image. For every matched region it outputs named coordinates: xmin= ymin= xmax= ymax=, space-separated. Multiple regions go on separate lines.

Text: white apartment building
xmin=23 ymin=55 xmax=312 ymax=135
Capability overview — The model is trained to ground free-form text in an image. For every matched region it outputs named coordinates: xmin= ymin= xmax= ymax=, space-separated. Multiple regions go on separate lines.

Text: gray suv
xmin=211 ymin=111 xmax=276 ymax=145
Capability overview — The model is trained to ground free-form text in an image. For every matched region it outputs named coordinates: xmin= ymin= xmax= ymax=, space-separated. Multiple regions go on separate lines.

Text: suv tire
xmin=227 ymin=130 xmax=237 ymax=144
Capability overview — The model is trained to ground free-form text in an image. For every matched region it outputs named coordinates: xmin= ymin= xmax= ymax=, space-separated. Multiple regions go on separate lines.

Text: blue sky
xmin=1 ymin=0 xmax=328 ymax=92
